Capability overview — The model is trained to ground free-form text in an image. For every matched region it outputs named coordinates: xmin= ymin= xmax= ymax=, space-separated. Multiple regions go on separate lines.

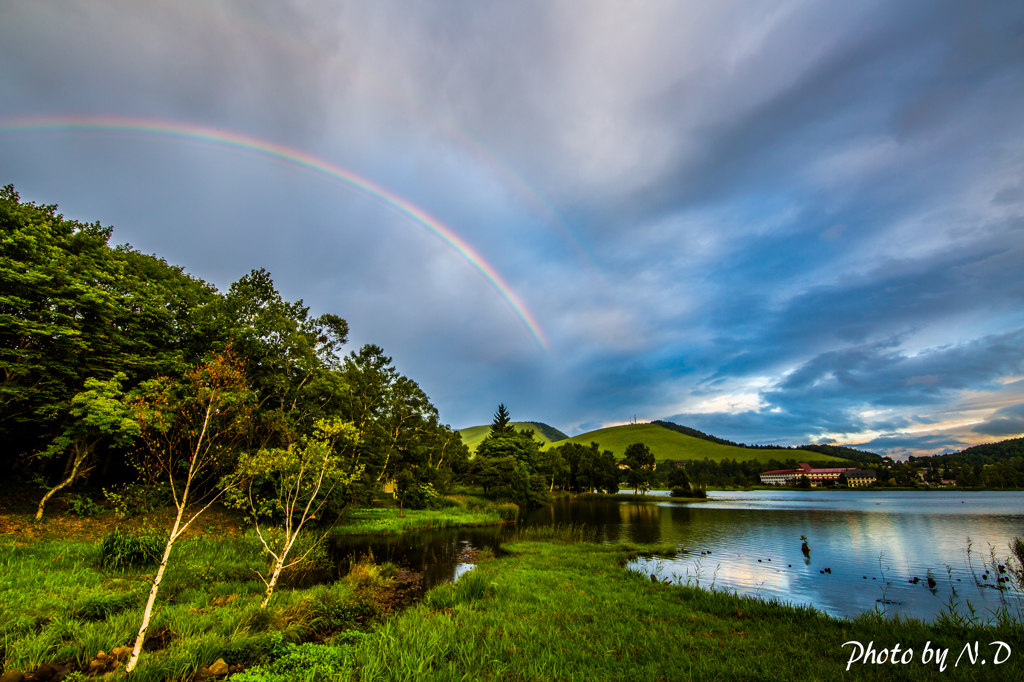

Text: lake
xmin=329 ymin=490 xmax=1024 ymax=623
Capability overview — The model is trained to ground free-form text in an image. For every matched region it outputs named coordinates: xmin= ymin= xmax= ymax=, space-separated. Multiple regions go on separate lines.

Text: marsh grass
xmin=332 ymin=504 xmax=510 ymax=536
xmin=237 ymin=540 xmax=1023 ymax=681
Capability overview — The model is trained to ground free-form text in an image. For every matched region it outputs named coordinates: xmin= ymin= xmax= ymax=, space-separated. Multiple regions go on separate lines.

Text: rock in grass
xmin=0 ymin=669 xmax=24 ymax=682
xmin=111 ymin=647 xmax=132 ymax=662
xmin=28 ymin=663 xmax=59 ymax=681
xmin=208 ymin=659 xmax=230 ymax=676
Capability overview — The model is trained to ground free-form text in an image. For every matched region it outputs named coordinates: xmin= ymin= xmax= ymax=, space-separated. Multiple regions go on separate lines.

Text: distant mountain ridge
xmin=458 ymin=418 xmax=884 ymax=464
xmin=556 ymin=422 xmax=844 ymax=464
xmin=653 ymin=420 xmax=884 ymax=463
xmin=910 ymin=437 xmax=1024 ymax=466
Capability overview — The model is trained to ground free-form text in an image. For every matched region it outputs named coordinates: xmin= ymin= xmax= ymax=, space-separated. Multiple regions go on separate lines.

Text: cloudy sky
xmin=3 ymin=1 xmax=1023 ymax=458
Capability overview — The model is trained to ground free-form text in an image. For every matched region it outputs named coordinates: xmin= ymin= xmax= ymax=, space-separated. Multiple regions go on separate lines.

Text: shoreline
xmin=3 ymin=505 xmax=1022 ymax=680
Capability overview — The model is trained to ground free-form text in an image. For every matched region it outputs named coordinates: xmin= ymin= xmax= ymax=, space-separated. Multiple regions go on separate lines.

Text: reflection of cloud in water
xmin=615 ymin=491 xmax=1024 ymax=621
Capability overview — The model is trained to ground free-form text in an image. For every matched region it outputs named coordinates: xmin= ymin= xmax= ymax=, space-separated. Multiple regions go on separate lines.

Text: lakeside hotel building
xmin=759 ymin=463 xmax=877 ymax=487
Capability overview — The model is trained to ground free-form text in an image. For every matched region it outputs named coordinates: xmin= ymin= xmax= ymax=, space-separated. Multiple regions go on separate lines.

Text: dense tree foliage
xmin=469 ymin=406 xmax=548 ymax=505
xmin=551 ymin=441 xmax=619 ymax=494
xmin=622 ymin=442 xmax=656 ymax=494
xmin=0 ymin=186 xmax=466 ymax=511
xmin=909 ymin=438 xmax=1024 ymax=488
xmin=665 ymin=466 xmax=692 ymax=497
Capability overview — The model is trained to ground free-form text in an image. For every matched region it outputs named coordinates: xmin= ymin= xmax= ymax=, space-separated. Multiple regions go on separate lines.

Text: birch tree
xmin=229 ymin=418 xmax=363 ymax=607
xmin=124 ymin=350 xmax=253 ymax=674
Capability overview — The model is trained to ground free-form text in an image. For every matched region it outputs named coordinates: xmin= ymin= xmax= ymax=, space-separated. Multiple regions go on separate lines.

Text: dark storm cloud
xmin=974 ymin=403 xmax=1024 ymax=438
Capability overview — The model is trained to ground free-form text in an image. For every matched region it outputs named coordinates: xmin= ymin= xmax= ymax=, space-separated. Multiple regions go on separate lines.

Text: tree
xmin=597 ymin=448 xmax=620 ymax=494
xmin=124 ymin=349 xmax=254 ymax=673
xmin=490 ymin=404 xmax=513 ymax=435
xmin=228 ymin=418 xmax=362 ymax=607
xmin=340 ymin=345 xmax=447 ymax=499
xmin=623 ymin=442 xmax=656 ymax=494
xmin=34 ymin=373 xmax=138 ymax=520
xmin=218 ymin=269 xmax=349 ymax=446
xmin=539 ymin=445 xmax=568 ymax=492
xmin=472 ymin=410 xmax=548 ymax=506
xmin=666 ymin=466 xmax=692 ymax=498
xmin=1 ymin=185 xmax=123 ymax=463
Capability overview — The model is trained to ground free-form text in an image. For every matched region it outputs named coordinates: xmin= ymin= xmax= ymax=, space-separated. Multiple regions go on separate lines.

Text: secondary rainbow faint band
xmin=0 ymin=115 xmax=550 ymax=351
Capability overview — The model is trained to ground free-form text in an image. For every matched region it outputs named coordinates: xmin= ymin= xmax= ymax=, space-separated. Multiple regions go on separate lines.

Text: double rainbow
xmin=0 ymin=115 xmax=549 ymax=351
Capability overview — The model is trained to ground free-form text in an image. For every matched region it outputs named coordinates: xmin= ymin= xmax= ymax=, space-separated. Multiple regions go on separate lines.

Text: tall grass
xmin=333 ymin=504 xmax=511 ymax=536
xmin=0 ymin=534 xmax=359 ymax=681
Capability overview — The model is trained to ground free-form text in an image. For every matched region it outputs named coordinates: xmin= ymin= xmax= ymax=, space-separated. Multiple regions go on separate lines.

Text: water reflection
xmin=624 ymin=490 xmax=1024 ymax=622
xmin=326 ymin=491 xmax=1024 ymax=622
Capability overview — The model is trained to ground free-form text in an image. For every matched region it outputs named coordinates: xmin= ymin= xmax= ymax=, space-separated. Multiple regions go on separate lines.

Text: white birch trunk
xmin=261 ymin=557 xmax=286 ymax=608
xmin=124 ymin=505 xmax=185 ymax=673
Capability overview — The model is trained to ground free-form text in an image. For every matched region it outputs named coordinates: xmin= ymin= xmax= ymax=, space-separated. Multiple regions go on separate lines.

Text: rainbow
xmin=0 ymin=115 xmax=549 ymax=351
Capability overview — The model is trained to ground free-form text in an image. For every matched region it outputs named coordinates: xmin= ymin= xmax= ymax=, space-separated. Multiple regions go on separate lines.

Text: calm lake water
xmin=329 ymin=490 xmax=1024 ymax=622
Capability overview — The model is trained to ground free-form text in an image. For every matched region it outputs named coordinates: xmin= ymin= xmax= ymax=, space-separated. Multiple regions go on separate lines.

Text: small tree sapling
xmin=229 ymin=417 xmax=363 ymax=607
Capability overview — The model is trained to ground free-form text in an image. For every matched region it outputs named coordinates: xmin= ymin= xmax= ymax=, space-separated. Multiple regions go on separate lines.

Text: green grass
xmin=458 ymin=422 xmax=569 ymax=452
xmin=235 ymin=538 xmax=1024 ymax=681
xmin=0 ymin=533 xmax=353 ymax=681
xmin=332 ymin=503 xmax=515 ymax=536
xmin=559 ymin=422 xmax=843 ymax=463
xmin=5 ymin=528 xmax=1022 ymax=681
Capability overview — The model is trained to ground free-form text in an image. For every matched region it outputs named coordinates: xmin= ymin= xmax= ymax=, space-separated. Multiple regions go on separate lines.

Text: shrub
xmin=66 ymin=493 xmax=102 ymax=517
xmin=102 ymin=483 xmax=170 ymax=519
xmin=231 ymin=643 xmax=351 ymax=682
xmin=99 ymin=529 xmax=164 ymax=570
xmin=222 ymin=631 xmax=291 ymax=665
xmin=493 ymin=502 xmax=520 ymax=521
xmin=308 ymin=596 xmax=380 ymax=633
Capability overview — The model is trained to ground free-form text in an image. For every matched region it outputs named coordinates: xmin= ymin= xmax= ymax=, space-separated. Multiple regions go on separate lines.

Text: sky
xmin=2 ymin=1 xmax=1023 ymax=459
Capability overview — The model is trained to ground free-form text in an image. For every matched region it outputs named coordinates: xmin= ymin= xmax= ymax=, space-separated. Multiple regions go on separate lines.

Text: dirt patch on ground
xmin=0 ymin=489 xmax=247 ymax=545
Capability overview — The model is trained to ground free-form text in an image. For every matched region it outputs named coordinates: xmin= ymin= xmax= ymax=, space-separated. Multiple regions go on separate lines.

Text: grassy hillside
xmin=560 ymin=423 xmax=843 ymax=464
xmin=458 ymin=422 xmax=569 ymax=452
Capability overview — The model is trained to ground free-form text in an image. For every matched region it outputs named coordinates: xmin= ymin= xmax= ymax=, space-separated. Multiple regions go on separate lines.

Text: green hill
xmin=458 ymin=422 xmax=569 ymax=452
xmin=559 ymin=423 xmax=843 ymax=464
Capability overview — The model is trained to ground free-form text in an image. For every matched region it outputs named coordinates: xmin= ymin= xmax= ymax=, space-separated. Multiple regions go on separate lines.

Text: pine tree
xmin=490 ymin=403 xmax=513 ymax=435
